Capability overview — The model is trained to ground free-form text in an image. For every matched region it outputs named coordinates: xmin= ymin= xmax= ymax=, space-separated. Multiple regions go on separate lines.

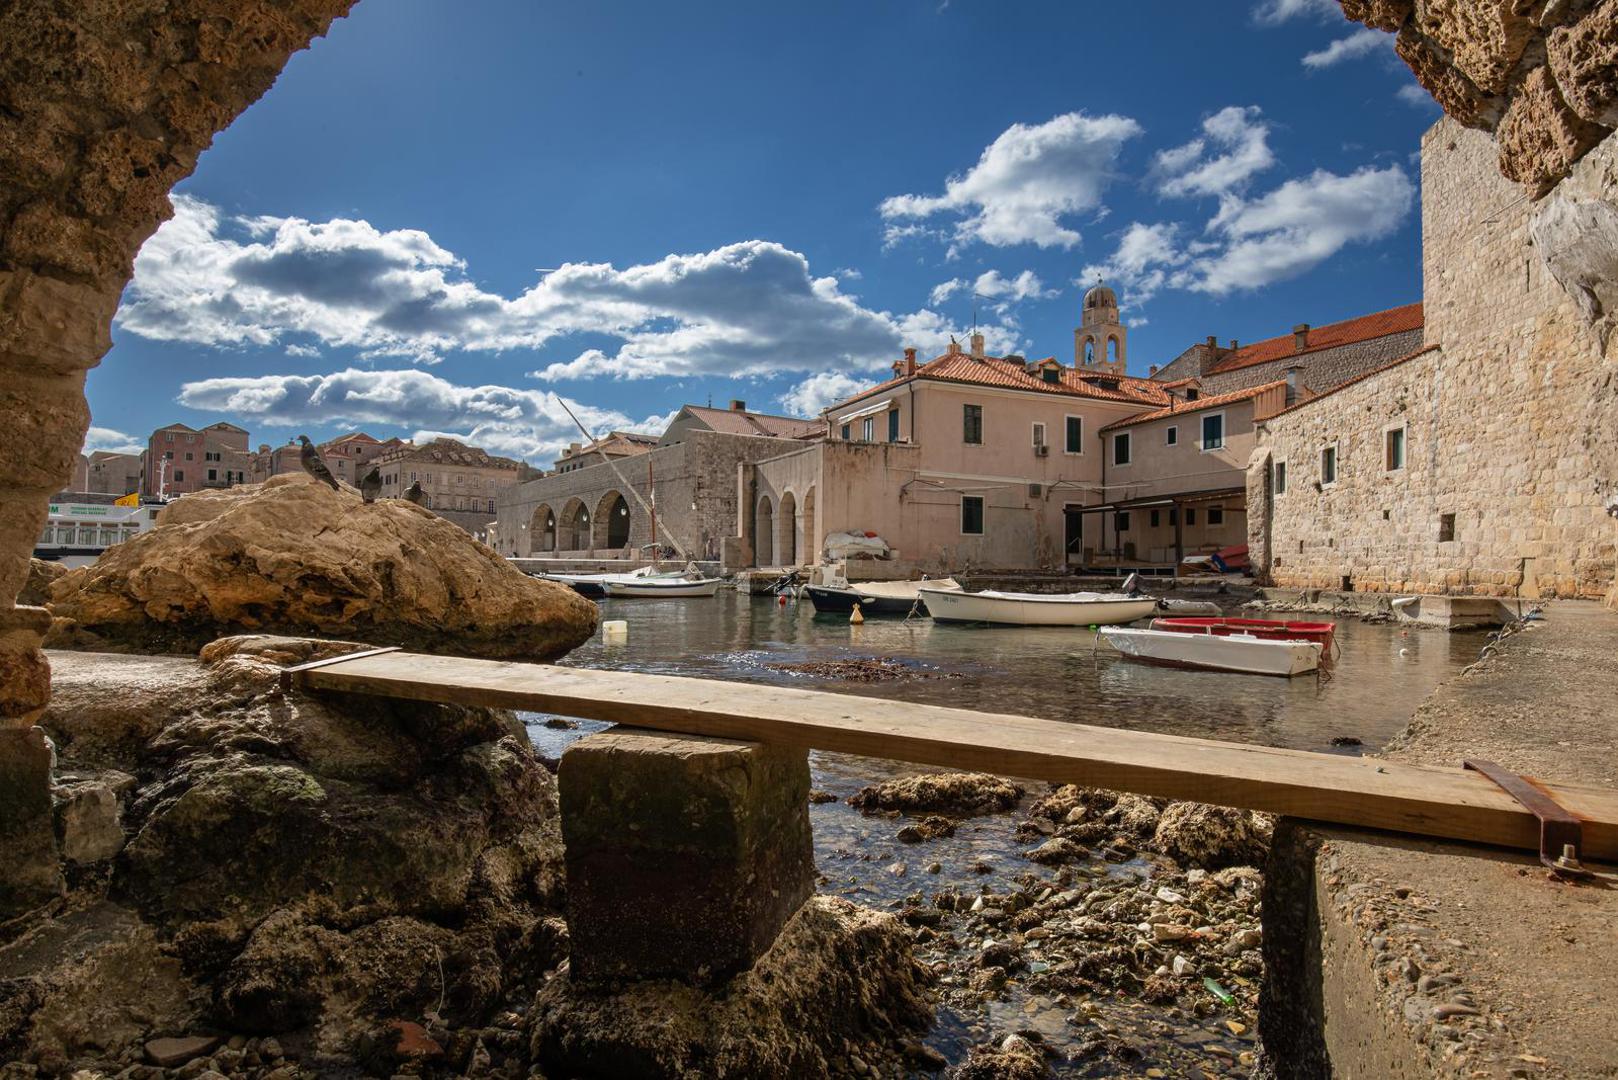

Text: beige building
xmin=318 ymin=432 xmax=407 ymax=485
xmin=374 ymin=437 xmax=523 ymax=529
xmin=145 ymin=421 xmax=251 ymax=496
xmin=84 ymin=451 xmax=144 ymax=496
xmin=1249 ymin=119 xmax=1618 ymax=601
xmin=553 ymin=431 xmax=658 ymax=475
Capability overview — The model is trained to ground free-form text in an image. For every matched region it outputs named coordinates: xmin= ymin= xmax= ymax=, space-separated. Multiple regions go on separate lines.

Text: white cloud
xmin=285 ymin=343 xmax=321 ymax=358
xmin=1302 ymin=28 xmax=1393 ymax=68
xmin=1082 ymin=165 xmax=1414 ymax=300
xmin=777 ymin=372 xmax=871 ymax=417
xmin=929 ymin=269 xmax=1054 ymax=312
xmin=1154 ymin=106 xmax=1275 ymax=198
xmin=1252 ymin=0 xmax=1339 ymax=23
xmin=176 ymin=367 xmax=666 ymax=464
xmin=879 ymin=112 xmax=1143 ymax=252
xmin=82 ymin=426 xmax=145 ymax=455
xmin=1396 ymin=83 xmax=1438 ymax=108
xmin=929 ymin=278 xmax=967 ymax=306
xmin=120 ymin=196 xmax=939 ymax=383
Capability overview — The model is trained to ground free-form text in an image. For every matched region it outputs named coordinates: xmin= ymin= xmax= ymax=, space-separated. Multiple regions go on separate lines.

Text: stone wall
xmin=1250 ymin=119 xmax=1617 ymax=600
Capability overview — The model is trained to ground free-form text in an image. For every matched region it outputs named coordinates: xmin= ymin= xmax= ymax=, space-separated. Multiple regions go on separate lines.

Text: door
xmin=1063 ymin=505 xmax=1084 ymax=561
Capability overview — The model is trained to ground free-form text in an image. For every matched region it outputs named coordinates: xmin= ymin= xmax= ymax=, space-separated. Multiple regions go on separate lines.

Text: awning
xmin=1065 ymin=486 xmax=1245 ymax=513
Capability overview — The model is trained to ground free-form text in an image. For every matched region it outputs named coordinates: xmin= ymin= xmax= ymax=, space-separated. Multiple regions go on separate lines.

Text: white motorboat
xmin=917 ymin=586 xmax=1157 ymax=627
xmin=806 ymin=577 xmax=959 ymax=615
xmin=1100 ymin=626 xmax=1322 ymax=677
xmin=543 ymin=565 xmax=681 ymax=597
xmin=601 ymin=575 xmax=724 ymax=598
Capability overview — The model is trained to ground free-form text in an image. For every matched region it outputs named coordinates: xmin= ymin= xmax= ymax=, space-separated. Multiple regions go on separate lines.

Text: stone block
xmin=0 ymin=726 xmax=62 ymax=915
xmin=52 ymin=769 xmax=133 ymax=864
xmin=559 ymin=727 xmax=814 ymax=987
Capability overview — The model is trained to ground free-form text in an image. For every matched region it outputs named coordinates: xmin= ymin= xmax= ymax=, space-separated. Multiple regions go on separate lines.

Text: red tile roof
xmin=828 ymin=351 xmax=1171 ymax=412
xmin=1257 ymin=345 xmax=1441 ymax=421
xmin=1206 ymin=302 xmax=1423 ymax=376
xmin=1100 ymin=380 xmax=1289 ymax=432
xmin=681 ymin=405 xmax=826 ymax=439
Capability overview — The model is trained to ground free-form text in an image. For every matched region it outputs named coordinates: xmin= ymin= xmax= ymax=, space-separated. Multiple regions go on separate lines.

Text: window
xmin=1385 ymin=425 xmax=1406 ymax=471
xmin=841 ymin=423 xmax=851 ymax=441
xmin=1065 ymin=416 xmax=1083 ymax=454
xmin=961 ymin=495 xmax=984 ymax=534
xmin=207 ymin=469 xmax=217 ymax=481
xmin=1201 ymin=412 xmax=1225 ymax=451
xmin=1042 ymin=367 xmax=1060 ymax=384
xmin=963 ymin=404 xmax=983 ymax=445
xmin=1149 ymin=509 xmax=1160 ymax=528
xmin=1032 ymin=422 xmax=1046 ymax=448
xmin=1439 ymin=513 xmax=1456 ymax=542
xmin=1273 ymin=459 xmax=1288 ymax=496
xmin=1186 ymin=388 xmax=1199 ymax=402
xmin=1112 ymin=432 xmax=1132 ymax=466
xmin=184 ymin=452 xmax=193 ymax=461
xmin=1166 ymin=425 xmax=1178 ymax=446
xmin=174 ymin=470 xmax=184 ymax=482
xmin=862 ymin=416 xmax=874 ymax=442
xmin=1115 ymin=511 xmax=1130 ymax=532
xmin=1185 ymin=508 xmax=1197 ymax=525
xmin=888 ymin=409 xmax=900 ymax=442
xmin=1208 ymin=506 xmax=1224 ymax=525
xmin=1320 ymin=444 xmax=1338 ymax=486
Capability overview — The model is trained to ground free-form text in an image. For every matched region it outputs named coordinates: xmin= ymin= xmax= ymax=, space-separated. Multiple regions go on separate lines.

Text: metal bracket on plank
xmin=278 ymin=645 xmax=403 ymax=691
xmin=1463 ymin=758 xmax=1592 ymax=880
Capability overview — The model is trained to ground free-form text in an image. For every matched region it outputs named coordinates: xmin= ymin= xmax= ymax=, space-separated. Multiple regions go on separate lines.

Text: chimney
xmin=903 ymin=346 xmax=918 ymax=375
xmin=970 ymin=331 xmax=986 ymax=358
xmin=1229 ymin=340 xmax=1239 ymax=350
xmin=568 ymin=441 xmax=581 ymax=455
xmin=947 ymin=336 xmax=962 ymax=356
xmin=1292 ymin=323 xmax=1310 ymax=352
xmin=1206 ymin=336 xmax=1217 ymax=349
xmin=1284 ymin=364 xmax=1305 ymax=405
xmin=729 ymin=399 xmax=747 ymax=412
xmin=1148 ymin=364 xmax=1159 ymax=376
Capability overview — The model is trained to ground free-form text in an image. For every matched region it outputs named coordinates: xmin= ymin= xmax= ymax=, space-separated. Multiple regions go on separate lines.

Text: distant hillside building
xmin=145 ymin=422 xmax=251 ymax=496
xmin=317 ymin=432 xmax=407 ymax=485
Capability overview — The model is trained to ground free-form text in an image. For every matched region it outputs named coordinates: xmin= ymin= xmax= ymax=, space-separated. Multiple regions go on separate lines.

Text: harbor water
xmin=524 ymin=589 xmax=1479 ymax=1075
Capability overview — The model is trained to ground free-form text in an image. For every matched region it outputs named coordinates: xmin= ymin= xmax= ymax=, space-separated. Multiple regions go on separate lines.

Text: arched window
xmin=1083 ymin=338 xmax=1095 ymax=365
xmin=1107 ymin=336 xmax=1120 ymax=364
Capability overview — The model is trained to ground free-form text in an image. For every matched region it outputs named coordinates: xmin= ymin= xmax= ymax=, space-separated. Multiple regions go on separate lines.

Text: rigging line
xmin=551 ymin=399 xmax=691 ymax=561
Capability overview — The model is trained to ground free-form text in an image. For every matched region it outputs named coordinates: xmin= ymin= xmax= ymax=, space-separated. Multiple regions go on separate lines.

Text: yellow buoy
xmin=850 ymin=602 xmax=865 ymax=625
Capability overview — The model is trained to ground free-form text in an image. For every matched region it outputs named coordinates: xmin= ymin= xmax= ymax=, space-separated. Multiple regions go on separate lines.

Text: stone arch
xmin=529 ymin=503 xmax=556 ymax=555
xmin=1107 ymin=335 xmax=1120 ymax=365
xmin=559 ymin=498 xmax=590 ymax=552
xmin=593 ymin=490 xmax=630 ymax=550
xmin=801 ymin=487 xmax=817 ymax=565
xmin=754 ymin=495 xmax=774 ymax=567
xmin=778 ymin=490 xmax=798 ymax=566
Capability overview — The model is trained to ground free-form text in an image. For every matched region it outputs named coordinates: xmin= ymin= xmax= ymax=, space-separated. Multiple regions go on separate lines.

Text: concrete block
xmin=559 ymin=727 xmax=814 ymax=987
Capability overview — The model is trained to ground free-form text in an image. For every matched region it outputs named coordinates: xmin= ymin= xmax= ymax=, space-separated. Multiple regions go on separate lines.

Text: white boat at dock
xmin=601 ymin=575 xmax=724 ymax=598
xmin=1101 ymin=626 xmax=1322 ymax=677
xmin=917 ymin=586 xmax=1157 ymax=627
xmin=542 ymin=565 xmax=682 ymax=597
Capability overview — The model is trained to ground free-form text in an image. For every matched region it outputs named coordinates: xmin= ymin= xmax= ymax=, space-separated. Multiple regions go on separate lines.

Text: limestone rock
xmin=1411 ymin=0 xmax=1535 ymax=95
xmin=19 ymin=558 xmax=66 ymax=606
xmin=1530 ymin=180 xmax=1618 ymax=347
xmin=1547 ymin=0 xmax=1618 ymax=129
xmin=1498 ymin=66 xmax=1610 ymax=196
xmin=1339 ymin=0 xmax=1412 ymax=32
xmin=848 ymin=772 xmax=1024 ymax=816
xmin=1152 ymin=802 xmax=1270 ymax=870
xmin=51 ymin=769 xmax=132 ymax=865
xmin=1395 ymin=25 xmax=1501 ymax=129
xmin=530 ymin=897 xmax=932 ymax=1079
xmin=949 ymin=1034 xmax=1047 ymax=1080
xmin=44 ymin=474 xmax=597 ymax=659
xmin=0 ymin=726 xmax=62 ymax=915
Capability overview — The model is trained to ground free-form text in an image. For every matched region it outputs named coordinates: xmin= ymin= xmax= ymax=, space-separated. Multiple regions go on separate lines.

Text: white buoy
xmin=602 ymin=619 xmax=628 ymax=641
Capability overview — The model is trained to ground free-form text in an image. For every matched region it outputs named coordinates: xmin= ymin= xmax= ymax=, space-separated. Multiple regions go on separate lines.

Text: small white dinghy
xmin=1100 ymin=626 xmax=1322 ymax=677
xmin=601 ymin=575 xmax=724 ymax=598
xmin=919 ymin=587 xmax=1157 ymax=627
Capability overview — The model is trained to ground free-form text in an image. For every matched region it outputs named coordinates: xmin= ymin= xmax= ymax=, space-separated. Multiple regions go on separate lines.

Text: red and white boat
xmin=1149 ymin=617 xmax=1335 ymax=655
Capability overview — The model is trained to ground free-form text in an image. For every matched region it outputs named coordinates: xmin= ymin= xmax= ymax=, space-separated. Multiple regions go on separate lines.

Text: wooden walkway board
xmin=291 ymin=651 xmax=1618 ymax=863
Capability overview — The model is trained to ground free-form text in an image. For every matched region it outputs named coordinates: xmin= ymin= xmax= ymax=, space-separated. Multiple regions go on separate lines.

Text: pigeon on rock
xmin=297 ymin=435 xmax=339 ymax=491
xmin=404 ymin=480 xmax=427 ymax=506
xmin=360 ymin=467 xmax=382 ymax=504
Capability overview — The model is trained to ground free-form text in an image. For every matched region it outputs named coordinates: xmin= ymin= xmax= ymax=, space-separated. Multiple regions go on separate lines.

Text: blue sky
xmin=87 ymin=0 xmax=1438 ymax=465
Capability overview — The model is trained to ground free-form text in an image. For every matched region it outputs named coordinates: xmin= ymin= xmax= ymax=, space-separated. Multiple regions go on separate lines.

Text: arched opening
xmin=593 ymin=490 xmax=630 ymax=549
xmin=801 ymin=487 xmax=817 ymax=565
xmin=1083 ymin=337 xmax=1095 ymax=365
xmin=559 ymin=498 xmax=590 ymax=552
xmin=754 ymin=495 xmax=774 ymax=567
xmin=778 ymin=491 xmax=798 ymax=566
xmin=529 ymin=503 xmax=556 ymax=555
xmin=1107 ymin=336 xmax=1120 ymax=365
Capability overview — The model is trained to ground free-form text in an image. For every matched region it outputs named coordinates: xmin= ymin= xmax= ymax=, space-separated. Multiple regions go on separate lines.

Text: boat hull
xmin=1151 ymin=616 xmax=1335 ymax=653
xmin=1103 ymin=627 xmax=1321 ymax=676
xmin=805 ymin=584 xmax=925 ymax=616
xmin=602 ymin=578 xmax=723 ymax=598
xmin=919 ymin=589 xmax=1157 ymax=627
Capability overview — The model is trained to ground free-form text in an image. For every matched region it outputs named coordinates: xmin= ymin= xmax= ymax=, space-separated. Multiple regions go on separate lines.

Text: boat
xmin=918 ymin=586 xmax=1157 ymax=627
xmin=35 ymin=492 xmax=162 ymax=569
xmin=601 ymin=575 xmax=724 ymax=598
xmin=806 ymin=578 xmax=959 ymax=616
xmin=1101 ymin=626 xmax=1322 ymax=677
xmin=543 ymin=565 xmax=681 ymax=597
xmin=1150 ymin=616 xmax=1335 ymax=655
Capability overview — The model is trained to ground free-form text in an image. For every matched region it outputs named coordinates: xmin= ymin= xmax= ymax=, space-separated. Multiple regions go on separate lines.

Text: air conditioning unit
xmin=1035 ymin=444 xmax=1049 ymax=457
xmin=1028 ymin=483 xmax=1043 ymax=498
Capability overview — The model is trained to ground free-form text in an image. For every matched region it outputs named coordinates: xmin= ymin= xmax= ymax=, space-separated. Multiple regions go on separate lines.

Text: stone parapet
xmin=558 ymin=728 xmax=815 ymax=987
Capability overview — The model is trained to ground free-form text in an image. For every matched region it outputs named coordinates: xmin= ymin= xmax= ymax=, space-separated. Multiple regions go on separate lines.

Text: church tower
xmin=1075 ymin=281 xmax=1126 ymax=376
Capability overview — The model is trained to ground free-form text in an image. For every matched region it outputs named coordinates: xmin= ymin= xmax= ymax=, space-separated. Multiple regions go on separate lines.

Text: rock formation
xmin=1343 ymin=0 xmax=1617 ymax=193
xmin=3 ymin=636 xmax=567 ymax=1074
xmin=44 ymin=474 xmax=597 ymax=659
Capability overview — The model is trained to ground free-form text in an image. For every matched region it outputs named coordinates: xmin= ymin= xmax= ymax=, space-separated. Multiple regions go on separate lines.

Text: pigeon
xmin=359 ymin=466 xmax=382 ymax=504
xmin=404 ymin=480 xmax=427 ymax=506
xmin=297 ymin=435 xmax=339 ymax=491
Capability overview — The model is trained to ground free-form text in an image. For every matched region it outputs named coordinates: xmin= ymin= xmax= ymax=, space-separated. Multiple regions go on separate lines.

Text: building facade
xmin=553 ymin=431 xmax=658 ymax=475
xmin=318 ymin=432 xmax=406 ymax=485
xmin=374 ymin=437 xmax=523 ymax=519
xmin=84 ymin=451 xmax=144 ymax=496
xmin=1248 ymin=119 xmax=1618 ymax=601
xmin=144 ymin=422 xmax=251 ymax=496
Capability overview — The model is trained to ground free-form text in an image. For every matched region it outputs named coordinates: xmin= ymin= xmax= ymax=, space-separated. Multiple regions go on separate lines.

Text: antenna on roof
xmin=971 ymin=291 xmax=985 ymax=333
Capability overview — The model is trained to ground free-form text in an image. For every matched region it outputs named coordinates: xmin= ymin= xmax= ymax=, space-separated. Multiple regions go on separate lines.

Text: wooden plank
xmin=293 ymin=651 xmax=1618 ymax=863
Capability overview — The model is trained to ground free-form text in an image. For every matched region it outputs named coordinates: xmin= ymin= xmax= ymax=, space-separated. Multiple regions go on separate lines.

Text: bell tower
xmin=1075 ymin=280 xmax=1126 ymax=376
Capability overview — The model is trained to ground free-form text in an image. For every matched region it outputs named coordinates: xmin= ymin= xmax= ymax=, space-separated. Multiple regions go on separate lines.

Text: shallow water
xmin=523 ymin=590 xmax=1478 ymax=1073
